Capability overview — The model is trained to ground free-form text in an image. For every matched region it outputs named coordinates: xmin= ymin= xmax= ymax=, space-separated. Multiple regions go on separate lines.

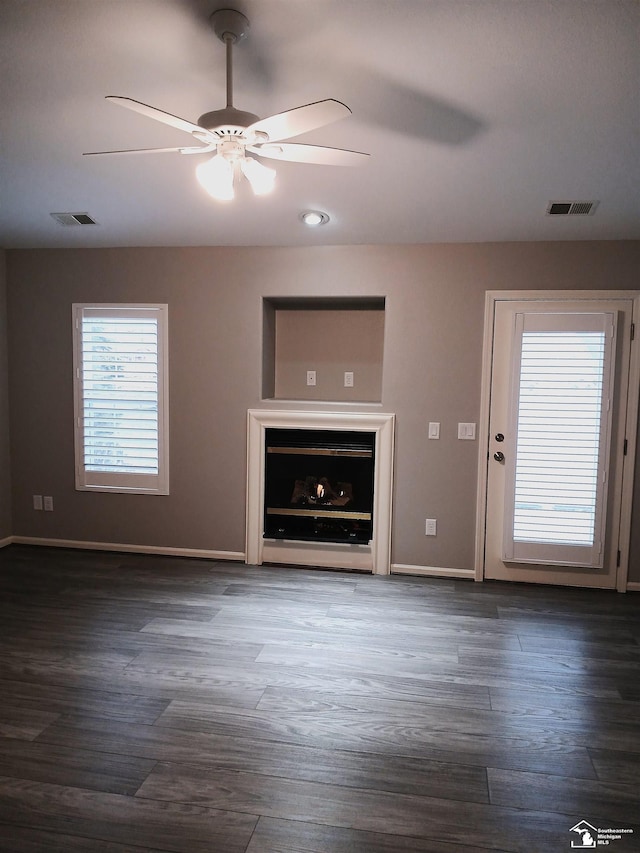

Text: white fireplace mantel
xmin=246 ymin=409 xmax=395 ymax=574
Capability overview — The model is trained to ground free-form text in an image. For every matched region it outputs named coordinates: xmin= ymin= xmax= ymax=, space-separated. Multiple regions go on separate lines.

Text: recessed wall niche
xmin=262 ymin=297 xmax=385 ymax=402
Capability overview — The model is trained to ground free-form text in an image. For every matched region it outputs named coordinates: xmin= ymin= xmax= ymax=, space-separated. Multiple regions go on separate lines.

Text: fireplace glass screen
xmin=264 ymin=428 xmax=375 ymax=544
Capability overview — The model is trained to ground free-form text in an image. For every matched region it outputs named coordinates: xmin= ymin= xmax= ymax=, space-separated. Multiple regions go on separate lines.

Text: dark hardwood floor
xmin=0 ymin=544 xmax=638 ymax=852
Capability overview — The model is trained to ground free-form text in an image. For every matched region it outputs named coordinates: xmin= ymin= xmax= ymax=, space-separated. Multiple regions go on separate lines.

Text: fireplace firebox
xmin=264 ymin=428 xmax=375 ymax=544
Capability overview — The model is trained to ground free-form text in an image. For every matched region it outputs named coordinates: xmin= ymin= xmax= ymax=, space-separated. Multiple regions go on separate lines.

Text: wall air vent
xmin=50 ymin=212 xmax=98 ymax=226
xmin=546 ymin=201 xmax=599 ymax=216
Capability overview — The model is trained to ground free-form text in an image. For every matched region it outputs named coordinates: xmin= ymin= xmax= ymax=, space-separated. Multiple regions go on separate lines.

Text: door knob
xmin=493 ymin=451 xmax=505 ymax=462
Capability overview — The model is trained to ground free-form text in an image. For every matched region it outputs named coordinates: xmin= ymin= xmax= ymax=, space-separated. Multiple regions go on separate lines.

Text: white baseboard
xmin=10 ymin=536 xmax=245 ymax=562
xmin=391 ymin=563 xmax=475 ymax=580
xmin=3 ymin=538 xmax=637 ymax=589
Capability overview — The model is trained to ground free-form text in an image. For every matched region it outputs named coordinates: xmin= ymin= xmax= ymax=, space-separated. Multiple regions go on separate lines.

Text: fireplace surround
xmin=246 ymin=410 xmax=395 ymax=574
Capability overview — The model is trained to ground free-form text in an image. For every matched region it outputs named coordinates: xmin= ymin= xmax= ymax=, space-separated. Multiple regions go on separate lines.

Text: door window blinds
xmin=502 ymin=312 xmax=615 ymax=568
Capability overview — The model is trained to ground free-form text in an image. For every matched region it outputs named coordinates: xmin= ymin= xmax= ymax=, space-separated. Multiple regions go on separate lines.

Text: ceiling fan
xmin=84 ymin=8 xmax=369 ymax=201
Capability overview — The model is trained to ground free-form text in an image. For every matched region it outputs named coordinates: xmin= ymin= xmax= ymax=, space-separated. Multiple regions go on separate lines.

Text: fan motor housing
xmin=198 ymin=107 xmax=260 ymax=136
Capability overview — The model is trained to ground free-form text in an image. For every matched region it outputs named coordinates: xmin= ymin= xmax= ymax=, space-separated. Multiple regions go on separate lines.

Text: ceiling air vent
xmin=546 ymin=201 xmax=599 ymax=216
xmin=50 ymin=212 xmax=98 ymax=226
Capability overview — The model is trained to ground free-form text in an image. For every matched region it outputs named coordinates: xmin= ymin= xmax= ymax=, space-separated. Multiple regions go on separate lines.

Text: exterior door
xmin=483 ymin=296 xmax=636 ymax=589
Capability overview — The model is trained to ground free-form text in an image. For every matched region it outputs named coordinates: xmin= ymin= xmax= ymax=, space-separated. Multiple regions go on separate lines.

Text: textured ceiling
xmin=1 ymin=0 xmax=638 ymax=248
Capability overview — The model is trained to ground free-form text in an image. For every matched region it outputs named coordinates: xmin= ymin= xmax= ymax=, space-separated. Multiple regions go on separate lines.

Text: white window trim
xmin=72 ymin=303 xmax=169 ymax=495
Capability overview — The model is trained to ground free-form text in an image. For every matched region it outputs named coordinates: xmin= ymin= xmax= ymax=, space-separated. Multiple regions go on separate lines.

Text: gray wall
xmin=274 ymin=308 xmax=384 ymax=402
xmin=5 ymin=241 xmax=640 ymax=577
xmin=0 ymin=250 xmax=11 ymax=540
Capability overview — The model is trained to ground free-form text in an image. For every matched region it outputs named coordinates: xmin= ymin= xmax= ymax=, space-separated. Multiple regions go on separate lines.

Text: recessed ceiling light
xmin=300 ymin=210 xmax=330 ymax=226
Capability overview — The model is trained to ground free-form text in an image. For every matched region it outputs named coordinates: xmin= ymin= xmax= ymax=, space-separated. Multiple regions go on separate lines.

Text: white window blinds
xmin=73 ymin=305 xmax=169 ymax=494
xmin=503 ymin=312 xmax=615 ymax=568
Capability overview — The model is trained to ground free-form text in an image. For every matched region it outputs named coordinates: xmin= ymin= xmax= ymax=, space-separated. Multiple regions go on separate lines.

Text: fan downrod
xmin=201 ymin=9 xmax=256 ymax=132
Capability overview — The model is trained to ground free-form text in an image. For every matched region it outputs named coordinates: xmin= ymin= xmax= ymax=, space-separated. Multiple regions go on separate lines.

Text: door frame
xmin=475 ymin=290 xmax=640 ymax=590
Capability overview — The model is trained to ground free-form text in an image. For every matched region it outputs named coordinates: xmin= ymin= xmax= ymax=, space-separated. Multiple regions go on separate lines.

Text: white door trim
xmin=475 ymin=290 xmax=640 ymax=590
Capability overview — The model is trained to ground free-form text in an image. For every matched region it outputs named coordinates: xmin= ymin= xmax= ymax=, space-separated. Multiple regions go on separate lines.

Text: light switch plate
xmin=428 ymin=422 xmax=440 ymax=439
xmin=458 ymin=422 xmax=476 ymax=440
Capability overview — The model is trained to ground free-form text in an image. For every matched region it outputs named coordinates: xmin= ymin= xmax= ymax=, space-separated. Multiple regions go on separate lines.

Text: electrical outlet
xmin=425 ymin=518 xmax=437 ymax=536
xmin=43 ymin=496 xmax=54 ymax=512
xmin=306 ymin=370 xmax=317 ymax=387
xmin=344 ymin=371 xmax=354 ymax=387
xmin=33 ymin=494 xmax=43 ymax=511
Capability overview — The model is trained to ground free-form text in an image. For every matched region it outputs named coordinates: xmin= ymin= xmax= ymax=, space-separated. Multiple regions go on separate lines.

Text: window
xmin=502 ymin=312 xmax=615 ymax=568
xmin=73 ymin=304 xmax=169 ymax=494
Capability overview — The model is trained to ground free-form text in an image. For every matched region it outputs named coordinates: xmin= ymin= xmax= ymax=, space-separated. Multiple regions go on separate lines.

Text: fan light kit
xmin=84 ymin=8 xmax=369 ymax=201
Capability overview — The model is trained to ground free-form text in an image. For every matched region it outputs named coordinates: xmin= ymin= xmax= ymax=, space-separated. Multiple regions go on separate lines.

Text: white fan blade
xmin=247 ymin=99 xmax=351 ymax=143
xmin=249 ymin=142 xmax=369 ymax=166
xmin=106 ymin=96 xmax=205 ymax=137
xmin=83 ymin=145 xmax=210 ymax=156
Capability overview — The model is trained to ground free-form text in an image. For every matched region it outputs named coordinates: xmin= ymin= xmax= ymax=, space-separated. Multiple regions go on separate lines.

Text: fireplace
xmin=246 ymin=410 xmax=395 ymax=574
xmin=264 ymin=428 xmax=375 ymax=544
